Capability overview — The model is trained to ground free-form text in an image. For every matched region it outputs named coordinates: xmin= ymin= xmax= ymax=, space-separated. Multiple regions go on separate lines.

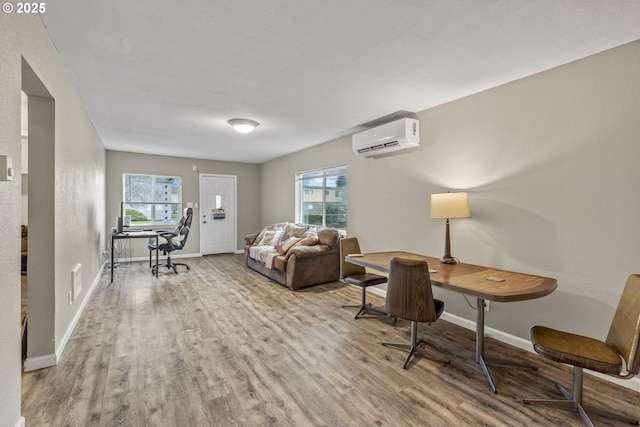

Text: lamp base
xmin=440 ymin=256 xmax=458 ymax=264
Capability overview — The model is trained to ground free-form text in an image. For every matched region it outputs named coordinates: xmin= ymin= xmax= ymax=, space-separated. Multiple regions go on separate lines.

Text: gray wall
xmin=261 ymin=40 xmax=640 ymax=343
xmin=0 ymin=13 xmax=106 ymax=427
xmin=106 ymin=151 xmax=261 ymax=256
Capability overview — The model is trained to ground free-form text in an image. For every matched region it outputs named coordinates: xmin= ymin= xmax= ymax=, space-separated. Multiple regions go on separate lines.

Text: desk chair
xmin=382 ymin=257 xmax=449 ymax=369
xmin=148 ymin=207 xmax=193 ymax=267
xmin=152 ymin=225 xmax=191 ymax=275
xmin=21 ymin=225 xmax=28 ymax=272
xmin=340 ymin=237 xmax=388 ymax=319
xmin=523 ymin=274 xmax=640 ymax=426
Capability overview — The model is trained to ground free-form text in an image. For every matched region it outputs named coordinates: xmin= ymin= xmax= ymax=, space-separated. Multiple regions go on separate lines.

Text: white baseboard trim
xmin=361 ymin=284 xmax=640 ymax=393
xmin=117 ymin=251 xmax=244 ymax=263
xmin=55 ymin=263 xmax=105 ymax=357
xmin=439 ymin=311 xmax=640 ymax=392
xmin=116 ymin=252 xmax=202 ymax=263
xmin=367 ymin=285 xmax=386 ymax=298
xmin=14 ymin=416 xmax=25 ymax=427
xmin=23 ymin=353 xmax=57 ymax=372
xmin=24 ymin=263 xmax=106 ymax=372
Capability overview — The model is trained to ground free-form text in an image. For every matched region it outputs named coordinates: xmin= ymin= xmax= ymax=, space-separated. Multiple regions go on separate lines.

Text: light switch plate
xmin=0 ymin=155 xmax=14 ymax=181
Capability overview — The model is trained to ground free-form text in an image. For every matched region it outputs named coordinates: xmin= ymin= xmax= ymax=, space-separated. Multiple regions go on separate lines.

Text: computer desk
xmin=345 ymin=251 xmax=557 ymax=393
xmin=110 ymin=231 xmax=159 ymax=283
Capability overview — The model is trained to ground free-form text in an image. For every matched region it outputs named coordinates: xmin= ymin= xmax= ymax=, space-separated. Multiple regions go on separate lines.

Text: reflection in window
xmin=123 ymin=174 xmax=182 ymax=226
xmin=295 ymin=166 xmax=347 ymax=233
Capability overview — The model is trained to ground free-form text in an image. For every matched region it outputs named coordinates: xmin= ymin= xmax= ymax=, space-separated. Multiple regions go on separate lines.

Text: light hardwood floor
xmin=22 ymin=254 xmax=640 ymax=426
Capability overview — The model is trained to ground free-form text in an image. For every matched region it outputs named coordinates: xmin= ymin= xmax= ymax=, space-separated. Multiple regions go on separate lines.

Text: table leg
xmin=110 ymin=234 xmax=115 ymax=283
xmin=475 ymin=297 xmax=497 ymax=393
xmin=476 ymin=297 xmax=537 ymax=394
xmin=154 ymin=235 xmax=158 ymax=278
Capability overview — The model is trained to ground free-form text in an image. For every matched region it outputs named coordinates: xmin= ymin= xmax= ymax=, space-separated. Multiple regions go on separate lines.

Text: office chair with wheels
xmin=21 ymin=225 xmax=28 ymax=272
xmin=152 ymin=225 xmax=191 ymax=275
xmin=148 ymin=207 xmax=193 ymax=266
xmin=340 ymin=237 xmax=388 ymax=319
xmin=523 ymin=274 xmax=640 ymax=426
xmin=382 ymin=257 xmax=450 ymax=369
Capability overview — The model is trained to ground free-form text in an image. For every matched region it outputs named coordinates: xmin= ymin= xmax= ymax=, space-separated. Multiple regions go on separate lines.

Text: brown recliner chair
xmin=523 ymin=274 xmax=640 ymax=426
xmin=381 ymin=257 xmax=449 ymax=369
xmin=340 ymin=237 xmax=388 ymax=319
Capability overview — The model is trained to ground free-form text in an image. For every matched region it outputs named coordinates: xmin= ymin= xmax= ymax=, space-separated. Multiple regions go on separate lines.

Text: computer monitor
xmin=116 ymin=201 xmax=125 ymax=233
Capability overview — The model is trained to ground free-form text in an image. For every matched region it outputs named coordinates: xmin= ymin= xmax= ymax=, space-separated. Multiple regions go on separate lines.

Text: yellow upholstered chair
xmin=523 ymin=274 xmax=640 ymax=426
xmin=340 ymin=237 xmax=388 ymax=319
xmin=381 ymin=257 xmax=449 ymax=369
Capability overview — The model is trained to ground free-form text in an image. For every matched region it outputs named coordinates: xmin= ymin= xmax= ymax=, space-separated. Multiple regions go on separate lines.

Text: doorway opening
xmin=22 ymin=58 xmax=57 ymax=370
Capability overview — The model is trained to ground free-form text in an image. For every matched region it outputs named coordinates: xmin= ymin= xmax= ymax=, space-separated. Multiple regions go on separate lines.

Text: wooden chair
xmin=381 ymin=257 xmax=449 ymax=369
xmin=340 ymin=237 xmax=388 ymax=319
xmin=523 ymin=274 xmax=640 ymax=426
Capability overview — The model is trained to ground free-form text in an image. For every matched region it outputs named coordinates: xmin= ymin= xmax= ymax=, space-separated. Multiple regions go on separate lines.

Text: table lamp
xmin=430 ymin=192 xmax=470 ymax=264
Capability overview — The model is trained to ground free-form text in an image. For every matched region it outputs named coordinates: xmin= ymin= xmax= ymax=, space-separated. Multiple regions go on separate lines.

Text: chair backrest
xmin=171 ymin=207 xmax=193 ymax=234
xmin=175 ymin=225 xmax=190 ymax=249
xmin=183 ymin=207 xmax=193 ymax=228
xmin=340 ymin=237 xmax=366 ymax=279
xmin=606 ymin=274 xmax=640 ymax=376
xmin=150 ymin=208 xmax=194 ymax=249
xmin=385 ymin=257 xmax=437 ymax=322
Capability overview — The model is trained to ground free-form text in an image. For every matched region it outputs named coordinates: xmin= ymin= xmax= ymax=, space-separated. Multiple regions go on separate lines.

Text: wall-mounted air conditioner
xmin=352 ymin=118 xmax=419 ymax=157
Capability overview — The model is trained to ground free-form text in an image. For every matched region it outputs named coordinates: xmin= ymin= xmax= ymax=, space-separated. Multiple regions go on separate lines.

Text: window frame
xmin=122 ymin=173 xmax=182 ymax=229
xmin=295 ymin=165 xmax=347 ymax=234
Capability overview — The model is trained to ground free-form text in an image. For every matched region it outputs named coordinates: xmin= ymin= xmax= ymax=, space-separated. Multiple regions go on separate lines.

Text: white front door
xmin=199 ymin=174 xmax=237 ymax=255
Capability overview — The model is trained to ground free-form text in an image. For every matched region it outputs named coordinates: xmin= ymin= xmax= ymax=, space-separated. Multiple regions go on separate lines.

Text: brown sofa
xmin=245 ymin=223 xmax=341 ymax=290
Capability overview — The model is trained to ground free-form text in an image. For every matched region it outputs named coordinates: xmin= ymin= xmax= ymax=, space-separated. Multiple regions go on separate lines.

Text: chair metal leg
xmin=341 ymin=286 xmax=388 ymax=319
xmin=152 ymin=255 xmax=189 ymax=275
xmin=523 ymin=366 xmax=638 ymax=426
xmin=381 ymin=321 xmax=449 ymax=369
xmin=171 ymin=261 xmax=190 ymax=271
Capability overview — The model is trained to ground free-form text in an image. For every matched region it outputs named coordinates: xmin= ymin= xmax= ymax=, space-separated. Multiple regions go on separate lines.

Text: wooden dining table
xmin=345 ymin=251 xmax=557 ymax=393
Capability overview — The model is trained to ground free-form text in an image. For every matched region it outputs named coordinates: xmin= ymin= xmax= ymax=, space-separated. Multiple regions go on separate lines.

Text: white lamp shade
xmin=430 ymin=192 xmax=470 ymax=219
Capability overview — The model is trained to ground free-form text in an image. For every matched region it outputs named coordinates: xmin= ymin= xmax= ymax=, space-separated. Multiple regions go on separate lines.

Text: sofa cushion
xmin=273 ymin=255 xmax=287 ymax=271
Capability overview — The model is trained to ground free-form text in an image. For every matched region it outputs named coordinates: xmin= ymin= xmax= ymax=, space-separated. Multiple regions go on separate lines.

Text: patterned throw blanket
xmin=247 ymin=222 xmax=319 ymax=269
xmin=249 ymin=245 xmax=279 ymax=269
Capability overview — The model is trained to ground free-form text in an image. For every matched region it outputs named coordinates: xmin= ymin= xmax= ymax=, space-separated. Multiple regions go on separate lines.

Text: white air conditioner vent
xmin=352 ymin=118 xmax=419 ymax=157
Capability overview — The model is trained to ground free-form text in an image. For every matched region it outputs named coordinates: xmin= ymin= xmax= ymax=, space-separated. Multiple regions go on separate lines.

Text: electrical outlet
xmin=484 ymin=300 xmax=491 ymax=311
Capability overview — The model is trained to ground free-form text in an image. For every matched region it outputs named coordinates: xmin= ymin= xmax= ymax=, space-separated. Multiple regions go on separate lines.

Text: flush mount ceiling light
xmin=228 ymin=118 xmax=259 ymax=133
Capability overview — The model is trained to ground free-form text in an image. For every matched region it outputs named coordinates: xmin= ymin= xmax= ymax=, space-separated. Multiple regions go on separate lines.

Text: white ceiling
xmin=39 ymin=1 xmax=640 ymax=164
